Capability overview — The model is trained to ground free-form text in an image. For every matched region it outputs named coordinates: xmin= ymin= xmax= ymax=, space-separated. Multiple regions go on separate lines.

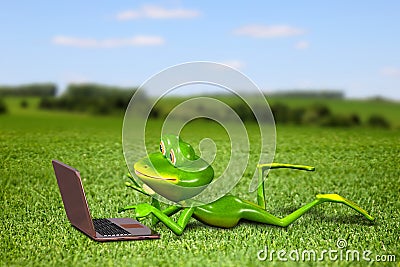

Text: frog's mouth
xmin=134 ymin=169 xmax=177 ymax=182
xmin=133 ymin=152 xmax=214 ymax=202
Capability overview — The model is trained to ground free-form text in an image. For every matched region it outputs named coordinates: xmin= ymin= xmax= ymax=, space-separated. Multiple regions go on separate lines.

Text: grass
xmin=1 ymin=99 xmax=399 ymax=266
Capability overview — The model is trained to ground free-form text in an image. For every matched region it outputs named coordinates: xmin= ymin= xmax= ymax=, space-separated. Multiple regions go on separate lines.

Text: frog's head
xmin=134 ymin=135 xmax=214 ymax=202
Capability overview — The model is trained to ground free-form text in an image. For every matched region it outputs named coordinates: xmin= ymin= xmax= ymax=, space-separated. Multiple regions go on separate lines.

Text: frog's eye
xmin=169 ymin=149 xmax=176 ymax=166
xmin=160 ymin=140 xmax=166 ymax=156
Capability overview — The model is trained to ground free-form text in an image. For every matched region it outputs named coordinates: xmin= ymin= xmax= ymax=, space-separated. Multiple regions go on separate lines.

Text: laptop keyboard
xmin=93 ymin=219 xmax=132 ymax=237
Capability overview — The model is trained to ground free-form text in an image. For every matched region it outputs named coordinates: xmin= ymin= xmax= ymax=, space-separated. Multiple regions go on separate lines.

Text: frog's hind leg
xmin=243 ymin=194 xmax=374 ymax=227
xmin=242 ymin=199 xmax=321 ymax=227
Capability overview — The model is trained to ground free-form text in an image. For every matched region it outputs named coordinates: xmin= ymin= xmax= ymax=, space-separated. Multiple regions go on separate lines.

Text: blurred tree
xmin=368 ymin=115 xmax=390 ymax=128
xmin=20 ymin=99 xmax=29 ymax=109
xmin=270 ymin=103 xmax=290 ymax=123
xmin=0 ymin=98 xmax=7 ymax=114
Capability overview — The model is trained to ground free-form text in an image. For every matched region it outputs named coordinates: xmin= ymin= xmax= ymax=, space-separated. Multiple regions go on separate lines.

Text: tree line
xmin=0 ymin=83 xmax=56 ymax=97
xmin=0 ymin=83 xmax=392 ymax=128
xmin=269 ymin=102 xmax=390 ymax=128
xmin=39 ymin=83 xmax=138 ymax=115
xmin=149 ymin=101 xmax=391 ymax=129
xmin=268 ymin=90 xmax=344 ymax=99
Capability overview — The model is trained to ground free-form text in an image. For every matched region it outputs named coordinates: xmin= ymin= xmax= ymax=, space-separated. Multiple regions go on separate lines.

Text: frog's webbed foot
xmin=118 ymin=204 xmax=138 ymax=213
xmin=316 ymin=194 xmax=374 ymax=221
xmin=118 ymin=203 xmax=155 ymax=219
xmin=276 ymin=193 xmax=374 ymax=226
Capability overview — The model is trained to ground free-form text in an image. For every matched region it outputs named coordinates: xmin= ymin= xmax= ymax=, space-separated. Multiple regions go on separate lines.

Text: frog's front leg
xmin=151 ymin=203 xmax=182 ymax=226
xmin=121 ymin=203 xmax=194 ymax=235
xmin=150 ymin=198 xmax=161 ymax=226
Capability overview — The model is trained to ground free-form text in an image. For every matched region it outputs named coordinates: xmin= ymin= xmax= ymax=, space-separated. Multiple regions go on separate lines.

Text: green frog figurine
xmin=120 ymin=135 xmax=374 ymax=235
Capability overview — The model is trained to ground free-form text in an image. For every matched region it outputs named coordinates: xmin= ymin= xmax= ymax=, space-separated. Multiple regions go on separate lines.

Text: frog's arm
xmin=257 ymin=163 xmax=315 ymax=209
xmin=124 ymin=173 xmax=184 ymax=225
xmin=151 ymin=203 xmax=182 ymax=226
xmin=125 ymin=173 xmax=150 ymax=196
xmin=121 ymin=203 xmax=194 ymax=235
xmin=150 ymin=198 xmax=161 ymax=225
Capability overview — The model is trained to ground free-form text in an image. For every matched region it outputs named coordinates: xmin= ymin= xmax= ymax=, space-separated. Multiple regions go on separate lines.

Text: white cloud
xmin=381 ymin=67 xmax=400 ymax=78
xmin=116 ymin=5 xmax=200 ymax=20
xmin=52 ymin=35 xmax=165 ymax=48
xmin=294 ymin=40 xmax=310 ymax=50
xmin=219 ymin=60 xmax=245 ymax=70
xmin=234 ymin=24 xmax=305 ymax=38
xmin=62 ymin=72 xmax=90 ymax=84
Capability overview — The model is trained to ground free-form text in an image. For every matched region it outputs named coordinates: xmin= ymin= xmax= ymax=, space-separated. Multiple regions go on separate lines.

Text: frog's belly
xmin=193 ymin=195 xmax=256 ymax=228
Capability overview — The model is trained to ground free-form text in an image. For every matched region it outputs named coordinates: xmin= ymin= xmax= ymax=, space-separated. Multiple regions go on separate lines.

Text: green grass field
xmin=1 ymin=98 xmax=399 ymax=266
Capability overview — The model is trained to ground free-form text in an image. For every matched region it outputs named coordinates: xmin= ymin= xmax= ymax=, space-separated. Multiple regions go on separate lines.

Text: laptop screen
xmin=52 ymin=160 xmax=95 ymax=236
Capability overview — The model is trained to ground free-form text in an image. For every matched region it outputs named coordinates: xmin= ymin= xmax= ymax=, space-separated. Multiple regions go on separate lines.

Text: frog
xmin=120 ymin=134 xmax=374 ymax=235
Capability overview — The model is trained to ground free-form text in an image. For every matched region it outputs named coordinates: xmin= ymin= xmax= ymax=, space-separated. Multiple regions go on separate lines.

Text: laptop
xmin=52 ymin=160 xmax=160 ymax=241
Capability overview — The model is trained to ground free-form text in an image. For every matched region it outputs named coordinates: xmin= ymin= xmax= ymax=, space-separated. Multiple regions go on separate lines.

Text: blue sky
xmin=1 ymin=1 xmax=400 ymax=99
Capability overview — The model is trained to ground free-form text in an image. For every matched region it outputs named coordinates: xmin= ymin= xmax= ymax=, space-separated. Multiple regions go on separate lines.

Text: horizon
xmin=2 ymin=81 xmax=398 ymax=101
